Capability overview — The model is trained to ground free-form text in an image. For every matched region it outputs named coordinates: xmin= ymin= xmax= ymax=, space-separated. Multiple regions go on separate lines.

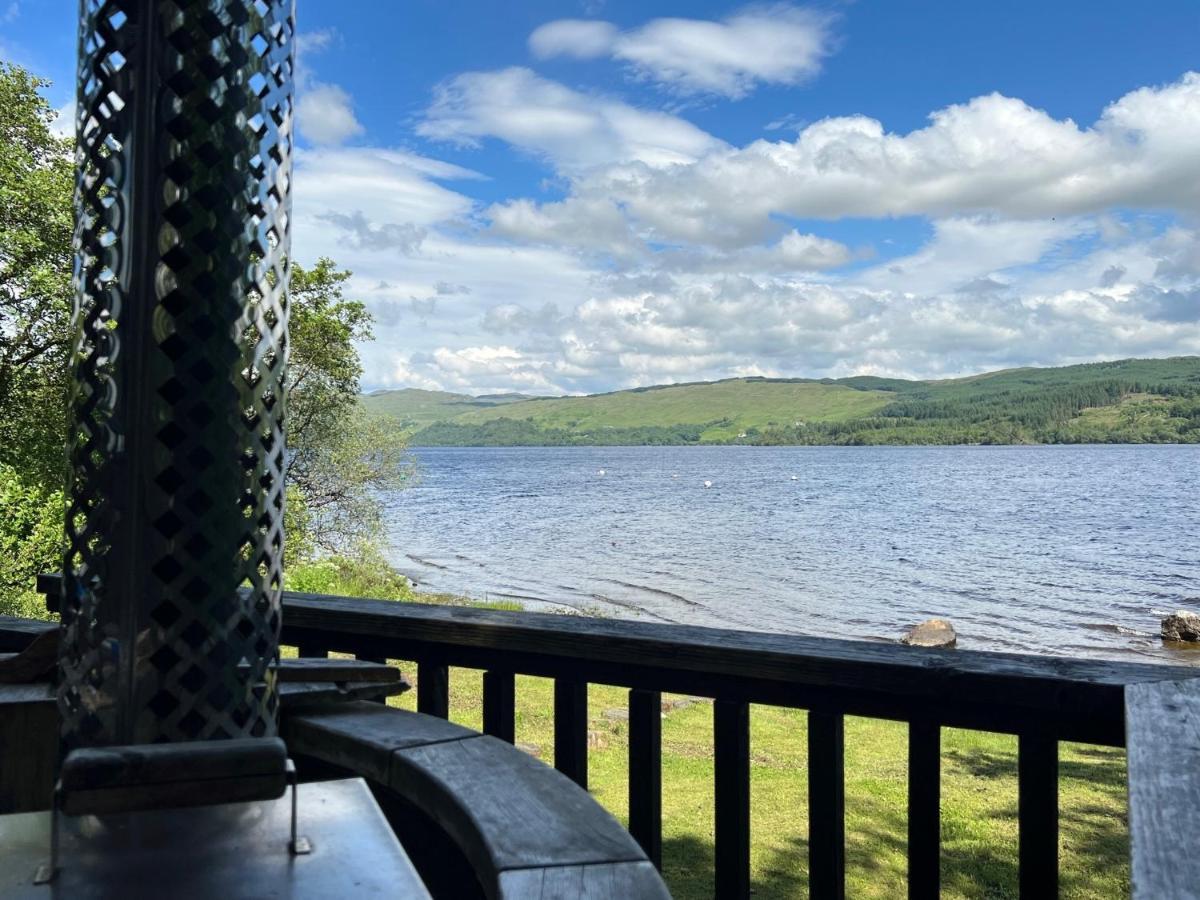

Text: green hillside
xmin=361 ymin=388 xmax=535 ymax=430
xmin=363 ymin=356 xmax=1200 ymax=446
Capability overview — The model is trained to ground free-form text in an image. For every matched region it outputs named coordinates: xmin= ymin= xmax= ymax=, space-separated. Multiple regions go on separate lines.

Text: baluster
xmin=482 ymin=670 xmax=515 ymax=743
xmin=628 ymin=688 xmax=662 ymax=869
xmin=418 ymin=660 xmax=450 ymax=719
xmin=908 ymin=719 xmax=941 ymax=899
xmin=714 ymin=699 xmax=751 ymax=900
xmin=357 ymin=653 xmax=387 ymax=703
xmin=809 ymin=710 xmax=845 ymax=899
xmin=554 ymin=679 xmax=588 ymax=788
xmin=1018 ymin=735 xmax=1058 ymax=898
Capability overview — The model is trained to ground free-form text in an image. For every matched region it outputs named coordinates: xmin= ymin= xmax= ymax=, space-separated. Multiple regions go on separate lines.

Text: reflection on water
xmin=380 ymin=445 xmax=1200 ymax=663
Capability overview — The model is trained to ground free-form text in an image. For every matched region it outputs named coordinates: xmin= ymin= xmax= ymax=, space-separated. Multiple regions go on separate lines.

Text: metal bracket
xmin=286 ymin=760 xmax=311 ymax=855
xmin=34 ymin=782 xmax=62 ymax=884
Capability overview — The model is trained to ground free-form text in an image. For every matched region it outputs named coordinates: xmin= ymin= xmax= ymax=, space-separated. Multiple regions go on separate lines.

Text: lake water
xmin=380 ymin=445 xmax=1200 ymax=663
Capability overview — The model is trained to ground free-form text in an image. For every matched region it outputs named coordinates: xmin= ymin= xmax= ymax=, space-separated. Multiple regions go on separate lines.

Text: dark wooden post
xmin=714 ymin=699 xmax=751 ymax=899
xmin=809 ymin=710 xmax=845 ymax=899
xmin=1018 ymin=735 xmax=1058 ymax=897
xmin=482 ymin=670 xmax=515 ymax=743
xmin=908 ymin=719 xmax=941 ymax=899
xmin=554 ymin=678 xmax=588 ymax=788
xmin=628 ymin=688 xmax=662 ymax=868
xmin=418 ymin=661 xmax=450 ymax=719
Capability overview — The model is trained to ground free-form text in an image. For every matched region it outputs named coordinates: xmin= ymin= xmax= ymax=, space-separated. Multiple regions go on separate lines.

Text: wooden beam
xmin=1126 ymin=678 xmax=1200 ymax=899
xmin=628 ymin=688 xmax=662 ymax=869
xmin=482 ymin=670 xmax=515 ymax=744
xmin=417 ymin=661 xmax=450 ymax=719
xmin=908 ymin=719 xmax=940 ymax=899
xmin=809 ymin=710 xmax=845 ymax=900
xmin=262 ymin=587 xmax=1195 ymax=745
xmin=714 ymin=699 xmax=750 ymax=900
xmin=554 ymin=678 xmax=588 ymax=789
xmin=1017 ymin=735 xmax=1058 ymax=898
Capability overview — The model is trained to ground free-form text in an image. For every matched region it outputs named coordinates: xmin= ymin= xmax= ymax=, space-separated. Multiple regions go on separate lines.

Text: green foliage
xmin=0 ymin=464 xmax=62 ymax=619
xmin=0 ymin=63 xmax=74 ymax=486
xmin=371 ymin=357 xmax=1200 ymax=447
xmin=286 ymin=258 xmax=412 ymax=554
xmin=361 ymin=387 xmax=535 ymax=430
xmin=0 ymin=63 xmax=412 ymax=600
xmin=286 ymin=546 xmax=414 ymax=601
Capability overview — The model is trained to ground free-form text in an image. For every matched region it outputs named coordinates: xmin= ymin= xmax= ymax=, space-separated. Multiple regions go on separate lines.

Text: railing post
xmin=628 ymin=688 xmax=662 ymax=869
xmin=809 ymin=710 xmax=845 ymax=899
xmin=554 ymin=679 xmax=588 ymax=788
xmin=714 ymin=699 xmax=750 ymax=900
xmin=418 ymin=661 xmax=450 ymax=719
xmin=1018 ymin=735 xmax=1058 ymax=898
xmin=908 ymin=719 xmax=941 ymax=899
xmin=482 ymin=670 xmax=515 ymax=743
xmin=358 ymin=654 xmax=387 ymax=704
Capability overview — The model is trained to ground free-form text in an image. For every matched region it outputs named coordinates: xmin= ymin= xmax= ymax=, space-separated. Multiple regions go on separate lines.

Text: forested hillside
xmin=363 ymin=357 xmax=1200 ymax=446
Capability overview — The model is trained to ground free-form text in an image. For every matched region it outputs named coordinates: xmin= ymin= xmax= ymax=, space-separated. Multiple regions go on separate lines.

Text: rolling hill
xmin=361 ymin=356 xmax=1200 ymax=446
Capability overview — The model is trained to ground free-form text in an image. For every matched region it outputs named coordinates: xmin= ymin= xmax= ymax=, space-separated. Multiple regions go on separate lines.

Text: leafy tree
xmin=0 ymin=64 xmax=411 ymax=613
xmin=0 ymin=63 xmax=73 ymax=486
xmin=284 ymin=258 xmax=412 ymax=559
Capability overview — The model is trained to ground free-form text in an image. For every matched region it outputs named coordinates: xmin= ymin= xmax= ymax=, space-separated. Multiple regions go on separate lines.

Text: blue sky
xmin=4 ymin=1 xmax=1199 ymax=393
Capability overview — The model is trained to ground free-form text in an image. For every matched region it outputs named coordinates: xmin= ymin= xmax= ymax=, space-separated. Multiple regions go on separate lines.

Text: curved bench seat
xmin=282 ymin=702 xmax=669 ymax=899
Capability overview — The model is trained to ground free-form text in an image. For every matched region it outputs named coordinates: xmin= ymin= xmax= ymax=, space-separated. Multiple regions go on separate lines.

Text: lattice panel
xmin=61 ymin=0 xmax=294 ymax=750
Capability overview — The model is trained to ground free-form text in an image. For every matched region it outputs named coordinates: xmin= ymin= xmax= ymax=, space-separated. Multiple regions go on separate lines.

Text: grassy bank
xmin=380 ymin=670 xmax=1127 ymax=899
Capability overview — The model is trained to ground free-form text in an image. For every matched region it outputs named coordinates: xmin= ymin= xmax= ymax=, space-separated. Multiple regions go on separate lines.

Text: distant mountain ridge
xmin=361 ymin=356 xmax=1200 ymax=446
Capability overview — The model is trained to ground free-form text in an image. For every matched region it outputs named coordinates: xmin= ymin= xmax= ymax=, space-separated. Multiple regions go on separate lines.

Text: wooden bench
xmin=282 ymin=701 xmax=669 ymax=899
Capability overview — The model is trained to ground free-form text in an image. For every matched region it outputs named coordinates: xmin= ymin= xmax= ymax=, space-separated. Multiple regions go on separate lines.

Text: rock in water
xmin=902 ymin=619 xmax=957 ymax=648
xmin=1161 ymin=611 xmax=1200 ymax=643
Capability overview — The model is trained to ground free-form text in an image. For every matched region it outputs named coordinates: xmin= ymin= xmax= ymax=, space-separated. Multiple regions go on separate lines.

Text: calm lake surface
xmin=380 ymin=445 xmax=1199 ymax=663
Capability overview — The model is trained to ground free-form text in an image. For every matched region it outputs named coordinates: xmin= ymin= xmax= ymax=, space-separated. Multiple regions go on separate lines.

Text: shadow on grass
xmin=659 ymin=746 xmax=1128 ymax=899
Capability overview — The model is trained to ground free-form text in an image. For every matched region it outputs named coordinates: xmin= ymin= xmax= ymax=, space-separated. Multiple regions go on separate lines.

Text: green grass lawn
xmin=368 ymin=666 xmax=1128 ymax=899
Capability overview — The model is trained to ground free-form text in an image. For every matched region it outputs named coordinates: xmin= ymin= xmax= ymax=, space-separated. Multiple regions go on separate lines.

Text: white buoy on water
xmin=598 ymin=468 xmax=606 ymax=476
xmin=703 ymin=480 xmax=713 ymax=488
xmin=790 ymin=475 xmax=798 ymax=481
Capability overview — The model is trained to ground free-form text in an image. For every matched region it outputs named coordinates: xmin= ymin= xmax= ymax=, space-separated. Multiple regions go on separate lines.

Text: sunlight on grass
xmin=326 ymin=658 xmax=1129 ymax=899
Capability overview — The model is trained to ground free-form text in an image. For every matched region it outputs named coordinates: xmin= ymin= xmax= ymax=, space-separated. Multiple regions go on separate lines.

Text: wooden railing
xmin=36 ymin=577 xmax=1200 ymax=898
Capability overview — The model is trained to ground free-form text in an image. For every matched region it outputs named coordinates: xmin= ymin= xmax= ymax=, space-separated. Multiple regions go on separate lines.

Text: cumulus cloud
xmin=418 ymin=67 xmax=725 ymax=171
xmin=584 ymin=73 xmax=1200 ymax=249
xmin=471 ymin=72 xmax=1200 ymax=256
xmin=286 ymin=69 xmax=1200 ymax=395
xmin=530 ymin=6 xmax=834 ymax=99
xmin=297 ymin=83 xmax=364 ymax=146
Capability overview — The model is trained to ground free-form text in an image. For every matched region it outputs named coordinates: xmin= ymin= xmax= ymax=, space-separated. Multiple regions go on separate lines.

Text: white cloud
xmin=297 ymin=82 xmax=364 ymax=146
xmin=288 ymin=71 xmax=1200 ymax=395
xmin=50 ymin=100 xmax=74 ymax=139
xmin=473 ymin=71 xmax=1200 ymax=257
xmin=530 ymin=5 xmax=834 ymax=99
xmin=591 ymin=73 xmax=1200 ymax=250
xmin=418 ymin=67 xmax=725 ymax=171
xmin=296 ymin=28 xmax=338 ymax=55
xmin=529 ymin=19 xmax=618 ymax=59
